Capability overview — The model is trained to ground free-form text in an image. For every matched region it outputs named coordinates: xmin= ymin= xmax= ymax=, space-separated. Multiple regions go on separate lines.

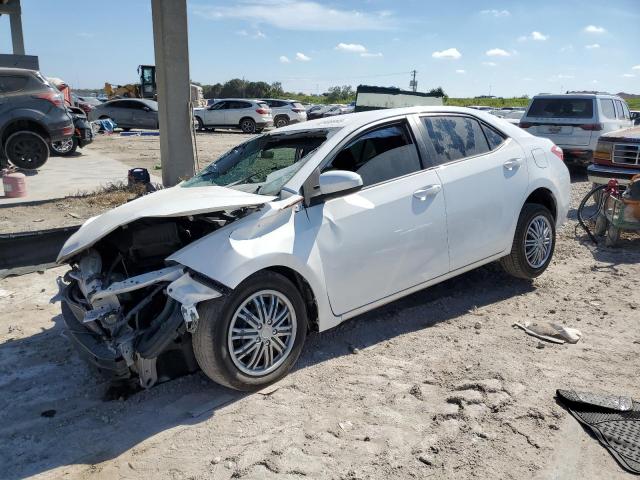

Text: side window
xmin=621 ymin=102 xmax=631 ymax=120
xmin=0 ymin=75 xmax=28 ymax=93
xmin=421 ymin=116 xmax=490 ymax=165
xmin=211 ymin=101 xmax=227 ymax=110
xmin=131 ymin=101 xmax=148 ymax=110
xmin=108 ymin=101 xmax=123 ymax=109
xmin=614 ymin=100 xmax=624 ymax=119
xmin=481 ymin=124 xmax=506 ymax=150
xmin=325 ymin=122 xmax=421 ymax=187
xmin=600 ymin=99 xmax=616 ymax=119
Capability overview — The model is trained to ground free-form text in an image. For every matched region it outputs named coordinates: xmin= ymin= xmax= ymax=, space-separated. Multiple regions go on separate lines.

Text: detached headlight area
xmin=59 ymin=250 xmax=222 ymax=388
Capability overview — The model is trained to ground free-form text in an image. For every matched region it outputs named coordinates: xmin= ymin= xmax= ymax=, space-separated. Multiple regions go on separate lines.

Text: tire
xmin=274 ymin=116 xmax=289 ymax=128
xmin=240 ymin=118 xmax=256 ymax=134
xmin=122 ymin=127 xmax=131 ymax=132
xmin=4 ymin=131 xmax=49 ymax=170
xmin=500 ymin=203 xmax=556 ymax=279
xmin=195 ymin=116 xmax=205 ymax=131
xmin=50 ymin=136 xmax=78 ymax=156
xmin=193 ymin=271 xmax=308 ymax=391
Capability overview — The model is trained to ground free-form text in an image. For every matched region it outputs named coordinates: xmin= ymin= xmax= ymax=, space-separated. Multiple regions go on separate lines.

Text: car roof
xmin=106 ymin=98 xmax=157 ymax=106
xmin=213 ymin=98 xmax=260 ymax=102
xmin=531 ymin=93 xmax=623 ymax=100
xmin=277 ymin=106 xmax=529 ymax=137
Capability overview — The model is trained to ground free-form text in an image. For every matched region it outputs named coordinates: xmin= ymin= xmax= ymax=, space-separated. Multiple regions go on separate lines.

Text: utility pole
xmin=151 ymin=0 xmax=195 ymax=186
xmin=409 ymin=70 xmax=418 ymax=92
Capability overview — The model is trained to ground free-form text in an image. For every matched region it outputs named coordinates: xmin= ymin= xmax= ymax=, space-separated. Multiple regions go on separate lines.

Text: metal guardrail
xmin=0 ymin=225 xmax=79 ymax=271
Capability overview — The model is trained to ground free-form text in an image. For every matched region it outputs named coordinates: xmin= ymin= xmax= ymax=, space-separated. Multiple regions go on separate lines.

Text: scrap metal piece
xmin=558 ymin=389 xmax=633 ymax=412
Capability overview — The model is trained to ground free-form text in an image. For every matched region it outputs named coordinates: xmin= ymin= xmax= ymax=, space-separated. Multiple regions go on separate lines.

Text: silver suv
xmin=519 ymin=93 xmax=633 ymax=165
xmin=194 ymin=99 xmax=273 ymax=133
xmin=259 ymin=99 xmax=307 ymax=128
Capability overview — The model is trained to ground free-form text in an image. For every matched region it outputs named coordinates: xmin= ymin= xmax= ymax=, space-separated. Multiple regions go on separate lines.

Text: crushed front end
xmin=58 ymin=214 xmax=238 ymax=388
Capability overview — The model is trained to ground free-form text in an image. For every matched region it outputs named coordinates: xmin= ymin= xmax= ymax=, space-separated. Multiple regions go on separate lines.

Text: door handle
xmin=413 ymin=184 xmax=442 ymax=200
xmin=503 ymin=158 xmax=523 ymax=170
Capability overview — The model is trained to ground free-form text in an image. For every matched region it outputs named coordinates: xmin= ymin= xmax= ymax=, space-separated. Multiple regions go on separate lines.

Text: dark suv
xmin=0 ymin=67 xmax=73 ymax=169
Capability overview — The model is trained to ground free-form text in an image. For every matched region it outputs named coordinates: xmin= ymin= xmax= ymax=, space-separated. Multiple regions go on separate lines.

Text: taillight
xmin=292 ymin=108 xmax=305 ymax=113
xmin=579 ymin=123 xmax=603 ymax=131
xmin=519 ymin=122 xmax=532 ymax=129
xmin=550 ymin=145 xmax=564 ymax=161
xmin=62 ymin=125 xmax=74 ymax=136
xmin=33 ymin=91 xmax=64 ymax=108
xmin=255 ymin=108 xmax=269 ymax=115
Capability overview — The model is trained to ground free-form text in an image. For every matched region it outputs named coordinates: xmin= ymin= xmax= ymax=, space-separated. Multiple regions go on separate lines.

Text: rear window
xmin=292 ymin=102 xmax=304 ymax=109
xmin=0 ymin=75 xmax=28 ymax=93
xmin=528 ymin=98 xmax=594 ymax=119
xmin=257 ymin=102 xmax=269 ymax=109
xmin=614 ymin=100 xmax=624 ymax=119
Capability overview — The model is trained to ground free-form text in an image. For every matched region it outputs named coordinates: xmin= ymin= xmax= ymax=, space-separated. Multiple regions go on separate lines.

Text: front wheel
xmin=51 ymin=136 xmax=78 ymax=156
xmin=193 ymin=271 xmax=308 ymax=391
xmin=500 ymin=204 xmax=556 ymax=279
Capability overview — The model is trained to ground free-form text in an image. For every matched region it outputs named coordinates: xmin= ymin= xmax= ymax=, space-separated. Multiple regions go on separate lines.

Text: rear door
xmin=524 ymin=97 xmax=595 ymax=146
xmin=130 ymin=101 xmax=157 ymax=128
xmin=108 ymin=101 xmax=133 ymax=127
xmin=614 ymin=100 xmax=633 ymax=130
xmin=226 ymin=101 xmax=253 ymax=125
xmin=417 ymin=115 xmax=529 ymax=270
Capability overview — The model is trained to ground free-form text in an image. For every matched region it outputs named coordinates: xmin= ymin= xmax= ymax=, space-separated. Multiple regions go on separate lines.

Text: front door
xmin=418 ymin=114 xmax=529 ymax=270
xmin=307 ymin=121 xmax=450 ymax=315
xmin=204 ymin=101 xmax=228 ymax=126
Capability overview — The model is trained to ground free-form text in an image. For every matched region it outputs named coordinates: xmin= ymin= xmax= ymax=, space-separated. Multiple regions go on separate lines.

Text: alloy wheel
xmin=228 ymin=290 xmax=296 ymax=376
xmin=52 ymin=138 xmax=74 ymax=154
xmin=524 ymin=215 xmax=553 ymax=268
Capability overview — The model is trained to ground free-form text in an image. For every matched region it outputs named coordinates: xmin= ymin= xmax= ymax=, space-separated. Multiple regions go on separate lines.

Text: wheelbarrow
xmin=595 ymin=175 xmax=640 ymax=246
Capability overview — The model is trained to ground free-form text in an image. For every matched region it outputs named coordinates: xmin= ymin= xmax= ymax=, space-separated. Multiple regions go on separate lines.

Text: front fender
xmin=167 ymin=201 xmax=339 ymax=331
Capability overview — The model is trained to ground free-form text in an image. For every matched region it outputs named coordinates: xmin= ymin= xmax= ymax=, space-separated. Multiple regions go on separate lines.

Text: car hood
xmin=57 ymin=186 xmax=275 ymax=263
xmin=601 ymin=126 xmax=640 ymax=143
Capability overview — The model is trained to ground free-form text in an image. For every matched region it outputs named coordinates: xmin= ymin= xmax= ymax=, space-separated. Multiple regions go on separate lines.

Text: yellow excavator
xmin=104 ymin=65 xmax=155 ymax=99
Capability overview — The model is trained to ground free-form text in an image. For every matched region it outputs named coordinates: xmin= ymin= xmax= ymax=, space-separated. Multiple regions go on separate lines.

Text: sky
xmin=1 ymin=0 xmax=639 ymax=97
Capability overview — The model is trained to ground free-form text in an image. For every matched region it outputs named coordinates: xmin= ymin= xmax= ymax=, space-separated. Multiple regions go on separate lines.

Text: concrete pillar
xmin=151 ymin=0 xmax=195 ymax=187
xmin=9 ymin=7 xmax=24 ymax=55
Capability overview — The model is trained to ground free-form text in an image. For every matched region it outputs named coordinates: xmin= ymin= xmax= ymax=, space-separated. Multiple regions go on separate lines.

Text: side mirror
xmin=318 ymin=170 xmax=363 ymax=198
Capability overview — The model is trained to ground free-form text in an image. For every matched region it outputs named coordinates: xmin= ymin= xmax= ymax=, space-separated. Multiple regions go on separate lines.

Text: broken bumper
xmin=61 ymin=287 xmax=130 ymax=378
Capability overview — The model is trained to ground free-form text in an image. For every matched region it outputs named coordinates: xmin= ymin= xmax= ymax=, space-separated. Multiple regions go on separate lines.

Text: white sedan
xmin=57 ymin=107 xmax=570 ymax=391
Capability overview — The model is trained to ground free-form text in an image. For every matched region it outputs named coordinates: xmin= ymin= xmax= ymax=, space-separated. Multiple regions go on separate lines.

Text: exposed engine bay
xmin=59 ymin=209 xmax=253 ymax=388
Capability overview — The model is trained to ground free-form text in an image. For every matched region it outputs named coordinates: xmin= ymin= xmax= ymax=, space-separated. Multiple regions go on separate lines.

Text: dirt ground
xmin=1 ymin=170 xmax=639 ymax=479
xmin=88 ymin=130 xmax=252 ymax=173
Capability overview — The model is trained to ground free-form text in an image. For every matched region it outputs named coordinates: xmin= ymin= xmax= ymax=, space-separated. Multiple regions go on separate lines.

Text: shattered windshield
xmin=182 ymin=130 xmax=332 ymax=196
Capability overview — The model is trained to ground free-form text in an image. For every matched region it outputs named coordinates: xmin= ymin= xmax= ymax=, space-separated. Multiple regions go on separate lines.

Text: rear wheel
xmin=274 ymin=116 xmax=289 ymax=128
xmin=4 ymin=131 xmax=49 ymax=170
xmin=240 ymin=118 xmax=256 ymax=134
xmin=501 ymin=204 xmax=555 ymax=279
xmin=195 ymin=116 xmax=205 ymax=131
xmin=193 ymin=271 xmax=308 ymax=391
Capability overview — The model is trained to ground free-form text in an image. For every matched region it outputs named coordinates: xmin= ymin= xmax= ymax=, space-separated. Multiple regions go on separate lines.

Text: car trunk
xmin=523 ymin=97 xmax=596 ymax=146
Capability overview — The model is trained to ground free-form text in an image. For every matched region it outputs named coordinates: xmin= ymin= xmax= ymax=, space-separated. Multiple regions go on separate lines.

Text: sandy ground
xmin=1 ymin=171 xmax=639 ymax=478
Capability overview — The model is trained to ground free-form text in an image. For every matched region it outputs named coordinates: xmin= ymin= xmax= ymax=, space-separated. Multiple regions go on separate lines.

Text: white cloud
xmin=432 ymin=48 xmax=461 ymax=59
xmin=632 ymin=65 xmax=640 ymax=70
xmin=335 ymin=43 xmax=367 ymax=53
xmin=486 ymin=48 xmax=510 ymax=57
xmin=360 ymin=52 xmax=383 ymax=58
xmin=480 ymin=9 xmax=510 ymax=17
xmin=585 ymin=43 xmax=600 ymax=49
xmin=456 ymin=69 xmax=466 ymax=74
xmin=482 ymin=61 xmax=497 ymax=67
xmin=531 ymin=31 xmax=548 ymax=41
xmin=279 ymin=55 xmax=290 ymax=63
xmin=584 ymin=25 xmax=606 ymax=34
xmin=295 ymin=52 xmax=311 ymax=61
xmin=192 ymin=1 xmax=394 ymax=31
xmin=557 ymin=74 xmax=574 ymax=79
xmin=622 ymin=73 xmax=636 ymax=78
xmin=236 ymin=29 xmax=266 ymax=39
xmin=519 ymin=31 xmax=548 ymax=42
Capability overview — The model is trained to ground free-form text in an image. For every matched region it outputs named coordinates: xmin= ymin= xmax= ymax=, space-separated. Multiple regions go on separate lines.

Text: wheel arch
xmin=1 ymin=117 xmax=50 ymax=144
xmin=262 ymin=265 xmax=319 ymax=331
xmin=524 ymin=187 xmax=557 ymax=220
xmin=239 ymin=116 xmax=255 ymax=125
